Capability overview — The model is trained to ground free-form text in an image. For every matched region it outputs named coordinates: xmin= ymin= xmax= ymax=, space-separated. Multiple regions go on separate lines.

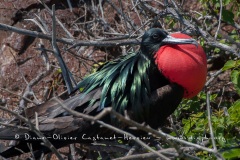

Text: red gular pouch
xmin=155 ymin=33 xmax=207 ymax=98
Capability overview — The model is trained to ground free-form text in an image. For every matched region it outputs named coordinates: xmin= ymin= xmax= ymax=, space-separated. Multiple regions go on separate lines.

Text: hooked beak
xmin=162 ymin=35 xmax=198 ymax=47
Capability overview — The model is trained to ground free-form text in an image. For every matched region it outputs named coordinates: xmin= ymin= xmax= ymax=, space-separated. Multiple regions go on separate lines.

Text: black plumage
xmin=0 ymin=28 xmax=191 ymax=158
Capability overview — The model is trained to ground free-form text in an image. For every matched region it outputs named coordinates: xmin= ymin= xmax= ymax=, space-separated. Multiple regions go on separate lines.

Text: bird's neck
xmin=139 ymin=49 xmax=156 ymax=63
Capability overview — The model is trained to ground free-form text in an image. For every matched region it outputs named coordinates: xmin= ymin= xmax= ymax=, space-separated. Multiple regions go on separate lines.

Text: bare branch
xmin=53 ymin=97 xmax=170 ymax=160
xmin=0 ymin=105 xmax=64 ymax=160
xmin=206 ymin=92 xmax=224 ymax=160
xmin=214 ymin=0 xmax=222 ymax=39
xmin=0 ymin=23 xmax=140 ymax=47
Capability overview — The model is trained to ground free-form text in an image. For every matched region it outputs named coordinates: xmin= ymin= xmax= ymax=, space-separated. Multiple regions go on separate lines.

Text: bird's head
xmin=140 ymin=28 xmax=206 ymax=98
xmin=140 ymin=28 xmax=198 ymax=56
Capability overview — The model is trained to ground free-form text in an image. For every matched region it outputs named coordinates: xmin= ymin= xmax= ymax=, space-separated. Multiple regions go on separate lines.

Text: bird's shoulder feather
xmin=77 ymin=52 xmax=152 ymax=118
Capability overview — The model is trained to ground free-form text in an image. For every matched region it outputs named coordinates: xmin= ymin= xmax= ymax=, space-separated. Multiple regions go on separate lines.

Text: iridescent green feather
xmin=77 ymin=51 xmax=152 ymax=117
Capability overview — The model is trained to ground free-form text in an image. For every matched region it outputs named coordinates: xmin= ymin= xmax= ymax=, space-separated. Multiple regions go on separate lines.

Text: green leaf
xmin=228 ymin=100 xmax=240 ymax=124
xmin=214 ymin=48 xmax=220 ymax=53
xmin=222 ymin=9 xmax=234 ymax=24
xmin=230 ymin=70 xmax=240 ymax=95
xmin=231 ymin=70 xmax=240 ymax=85
xmin=215 ymin=2 xmax=220 ymax=8
xmin=57 ymin=68 xmax=62 ymax=73
xmin=229 ymin=100 xmax=240 ymax=112
xmin=231 ymin=70 xmax=240 ymax=94
xmin=223 ymin=0 xmax=231 ymax=5
xmin=200 ymin=38 xmax=205 ymax=46
xmin=222 ymin=148 xmax=240 ymax=159
xmin=222 ymin=60 xmax=237 ymax=71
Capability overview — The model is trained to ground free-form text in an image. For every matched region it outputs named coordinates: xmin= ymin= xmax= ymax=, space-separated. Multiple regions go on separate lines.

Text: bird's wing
xmin=25 ymin=87 xmax=102 ymax=119
xmin=0 ymin=88 xmax=103 ymax=158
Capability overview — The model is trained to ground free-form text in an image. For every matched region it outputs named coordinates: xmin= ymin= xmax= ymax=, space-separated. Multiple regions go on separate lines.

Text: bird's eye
xmin=152 ymin=33 xmax=160 ymax=40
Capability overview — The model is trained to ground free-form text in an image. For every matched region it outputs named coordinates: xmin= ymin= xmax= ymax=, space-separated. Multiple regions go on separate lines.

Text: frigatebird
xmin=0 ymin=28 xmax=207 ymax=158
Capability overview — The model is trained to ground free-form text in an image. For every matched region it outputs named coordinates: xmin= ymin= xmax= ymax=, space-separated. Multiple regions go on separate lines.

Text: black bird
xmin=0 ymin=28 xmax=207 ymax=158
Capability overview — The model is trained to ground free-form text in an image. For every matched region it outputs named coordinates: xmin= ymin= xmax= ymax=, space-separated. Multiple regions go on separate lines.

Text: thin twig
xmin=19 ymin=63 xmax=53 ymax=109
xmin=70 ymin=144 xmax=76 ymax=160
xmin=114 ymin=147 xmax=200 ymax=160
xmin=206 ymin=92 xmax=224 ymax=160
xmin=206 ymin=91 xmax=217 ymax=151
xmin=66 ymin=0 xmax=73 ymax=12
xmin=51 ymin=5 xmax=76 ymax=93
xmin=38 ymin=0 xmax=73 ymax=38
xmin=217 ymin=86 xmax=225 ymax=108
xmin=27 ymin=143 xmax=36 ymax=160
xmin=105 ymin=0 xmax=138 ymax=32
xmin=0 ymin=88 xmax=38 ymax=105
xmin=35 ymin=112 xmax=39 ymax=130
xmin=0 ymin=122 xmax=29 ymax=130
xmin=205 ymin=69 xmax=223 ymax=87
xmin=24 ymin=18 xmax=47 ymax=34
xmin=118 ymin=0 xmax=131 ymax=35
xmin=214 ymin=0 xmax=223 ymax=39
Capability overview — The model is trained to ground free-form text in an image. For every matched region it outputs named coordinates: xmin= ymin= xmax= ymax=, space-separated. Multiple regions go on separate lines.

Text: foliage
xmin=162 ymin=0 xmax=240 ymax=159
xmin=222 ymin=60 xmax=240 ymax=95
xmin=171 ymin=0 xmax=240 ymax=158
xmin=174 ymin=62 xmax=240 ymax=159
